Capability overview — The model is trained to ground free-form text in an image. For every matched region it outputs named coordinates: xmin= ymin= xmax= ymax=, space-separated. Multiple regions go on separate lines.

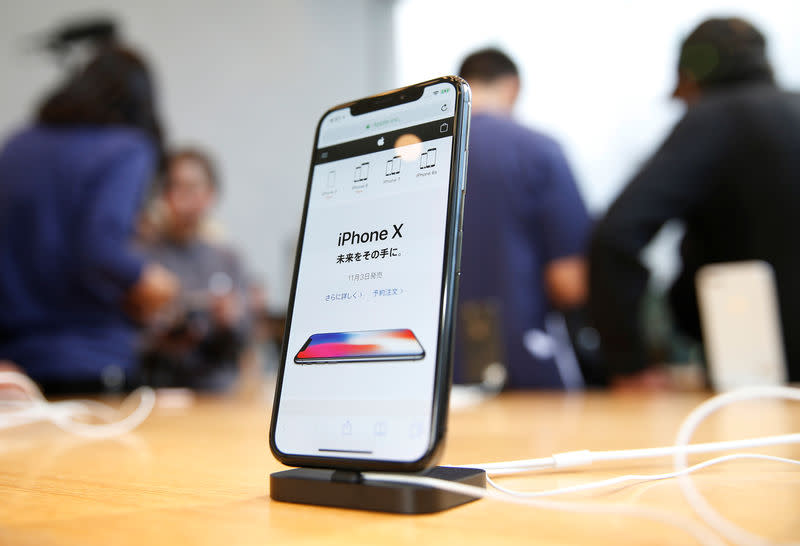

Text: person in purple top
xmin=454 ymin=49 xmax=598 ymax=389
xmin=0 ymin=27 xmax=178 ymax=394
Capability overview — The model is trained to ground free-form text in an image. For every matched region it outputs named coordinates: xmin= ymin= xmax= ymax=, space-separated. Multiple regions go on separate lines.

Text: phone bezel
xmin=268 ymin=76 xmax=471 ymax=472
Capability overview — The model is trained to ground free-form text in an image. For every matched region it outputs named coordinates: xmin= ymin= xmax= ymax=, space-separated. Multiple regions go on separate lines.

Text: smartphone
xmin=294 ymin=329 xmax=425 ymax=364
xmin=457 ymin=300 xmax=506 ymax=387
xmin=696 ymin=261 xmax=788 ymax=391
xmin=269 ymin=77 xmax=471 ymax=471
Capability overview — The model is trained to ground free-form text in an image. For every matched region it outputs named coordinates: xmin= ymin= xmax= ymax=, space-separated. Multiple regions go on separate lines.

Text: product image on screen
xmin=271 ymin=78 xmax=468 ymax=465
xmin=295 ymin=329 xmax=425 ymax=363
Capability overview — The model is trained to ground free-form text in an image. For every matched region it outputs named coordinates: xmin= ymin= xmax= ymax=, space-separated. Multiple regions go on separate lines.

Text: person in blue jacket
xmin=455 ymin=49 xmax=596 ymax=389
xmin=0 ymin=30 xmax=178 ymax=394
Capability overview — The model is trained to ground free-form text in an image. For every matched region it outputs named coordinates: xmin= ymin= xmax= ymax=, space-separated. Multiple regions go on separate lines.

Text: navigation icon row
xmin=323 ymin=147 xmax=443 ymax=197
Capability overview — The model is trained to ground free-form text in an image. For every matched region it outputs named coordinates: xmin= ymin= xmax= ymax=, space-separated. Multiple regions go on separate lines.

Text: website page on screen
xmin=274 ymin=82 xmax=458 ymax=462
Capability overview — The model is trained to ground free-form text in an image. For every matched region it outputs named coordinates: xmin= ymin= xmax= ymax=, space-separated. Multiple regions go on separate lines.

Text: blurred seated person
xmin=0 ymin=22 xmax=177 ymax=394
xmin=589 ymin=18 xmax=800 ymax=389
xmin=139 ymin=149 xmax=249 ymax=390
xmin=454 ymin=48 xmax=600 ymax=389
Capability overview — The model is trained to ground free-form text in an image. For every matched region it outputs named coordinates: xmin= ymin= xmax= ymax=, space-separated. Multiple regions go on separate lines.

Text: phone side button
xmin=455 ymin=228 xmax=464 ymax=270
xmin=460 ymin=151 xmax=468 ymax=191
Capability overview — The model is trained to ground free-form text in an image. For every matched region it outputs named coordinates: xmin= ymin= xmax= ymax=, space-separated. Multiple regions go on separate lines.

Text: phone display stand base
xmin=269 ymin=466 xmax=485 ymax=514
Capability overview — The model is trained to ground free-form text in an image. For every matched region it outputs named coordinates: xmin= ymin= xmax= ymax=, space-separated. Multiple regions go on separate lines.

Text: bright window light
xmin=395 ymin=0 xmax=800 ymax=211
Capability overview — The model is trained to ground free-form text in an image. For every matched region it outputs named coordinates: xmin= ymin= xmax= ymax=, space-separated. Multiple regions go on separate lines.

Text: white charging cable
xmin=362 ymin=386 xmax=800 ymax=546
xmin=462 ymin=432 xmax=800 ymax=475
xmin=0 ymin=371 xmax=155 ymax=438
xmin=361 ymin=469 xmax=728 ymax=546
xmin=674 ymin=386 xmax=800 ymax=546
xmin=485 ymin=453 xmax=800 ymax=498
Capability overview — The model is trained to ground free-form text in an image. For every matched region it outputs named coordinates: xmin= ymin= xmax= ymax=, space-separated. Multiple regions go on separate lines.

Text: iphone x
xmin=294 ymin=329 xmax=425 ymax=364
xmin=269 ymin=77 xmax=471 ymax=471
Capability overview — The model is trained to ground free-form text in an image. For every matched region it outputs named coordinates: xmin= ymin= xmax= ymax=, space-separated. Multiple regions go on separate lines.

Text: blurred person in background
xmin=454 ymin=48 xmax=600 ymax=390
xmin=590 ymin=17 xmax=800 ymax=389
xmin=139 ymin=149 xmax=250 ymax=391
xmin=0 ymin=20 xmax=178 ymax=394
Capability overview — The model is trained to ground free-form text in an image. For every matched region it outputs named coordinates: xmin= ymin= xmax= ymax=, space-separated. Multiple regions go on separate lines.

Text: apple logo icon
xmin=377 ymin=136 xmax=385 ymax=146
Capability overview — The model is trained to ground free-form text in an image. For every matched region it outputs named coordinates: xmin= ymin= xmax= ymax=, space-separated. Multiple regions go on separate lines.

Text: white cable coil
xmin=0 ymin=371 xmax=155 ymax=438
xmin=366 ymin=385 xmax=800 ymax=546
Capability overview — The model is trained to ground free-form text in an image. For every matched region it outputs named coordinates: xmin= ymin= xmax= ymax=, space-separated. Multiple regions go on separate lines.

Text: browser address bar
xmin=318 ymin=97 xmax=455 ymax=148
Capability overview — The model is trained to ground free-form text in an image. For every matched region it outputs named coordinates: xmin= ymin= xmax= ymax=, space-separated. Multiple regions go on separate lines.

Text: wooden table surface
xmin=1 ymin=387 xmax=798 ymax=545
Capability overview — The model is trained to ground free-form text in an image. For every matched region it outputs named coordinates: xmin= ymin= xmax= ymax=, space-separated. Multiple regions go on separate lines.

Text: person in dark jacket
xmin=0 ymin=29 xmax=178 ymax=393
xmin=590 ymin=17 xmax=800 ymax=389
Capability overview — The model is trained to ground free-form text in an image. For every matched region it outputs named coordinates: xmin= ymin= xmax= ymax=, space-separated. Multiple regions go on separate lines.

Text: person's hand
xmin=0 ymin=360 xmax=20 ymax=373
xmin=211 ymin=293 xmax=241 ymax=328
xmin=545 ymin=256 xmax=588 ymax=309
xmin=611 ymin=367 xmax=673 ymax=393
xmin=126 ymin=263 xmax=180 ymax=321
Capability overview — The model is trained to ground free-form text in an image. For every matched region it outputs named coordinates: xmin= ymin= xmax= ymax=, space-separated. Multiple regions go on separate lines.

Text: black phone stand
xmin=270 ymin=466 xmax=486 ymax=514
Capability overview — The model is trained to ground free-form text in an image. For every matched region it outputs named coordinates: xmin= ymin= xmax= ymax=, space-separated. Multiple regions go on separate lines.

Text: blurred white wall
xmin=394 ymin=0 xmax=800 ymax=286
xmin=0 ymin=0 xmax=396 ymax=310
xmin=395 ymin=0 xmax=800 ymax=212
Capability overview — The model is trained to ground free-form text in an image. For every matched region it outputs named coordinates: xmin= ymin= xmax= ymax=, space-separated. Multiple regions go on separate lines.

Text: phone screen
xmin=295 ymin=329 xmax=425 ymax=363
xmin=271 ymin=79 xmax=468 ymax=467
